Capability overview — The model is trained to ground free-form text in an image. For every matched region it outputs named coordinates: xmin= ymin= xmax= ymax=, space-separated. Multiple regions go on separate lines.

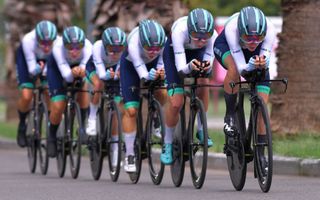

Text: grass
xmin=208 ymin=130 xmax=320 ymax=159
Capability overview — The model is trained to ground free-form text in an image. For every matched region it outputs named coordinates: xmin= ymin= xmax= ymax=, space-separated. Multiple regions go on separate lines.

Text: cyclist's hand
xmin=106 ymin=68 xmax=115 ymax=80
xmin=248 ymin=55 xmax=260 ymax=70
xmin=79 ymin=68 xmax=86 ymax=78
xmin=38 ymin=61 xmax=45 ymax=71
xmin=258 ymin=55 xmax=269 ymax=69
xmin=190 ymin=59 xmax=201 ymax=72
xmin=148 ymin=68 xmax=159 ymax=81
xmin=158 ymin=68 xmax=165 ymax=80
xmin=201 ymin=61 xmax=211 ymax=72
xmin=116 ymin=70 xmax=120 ymax=79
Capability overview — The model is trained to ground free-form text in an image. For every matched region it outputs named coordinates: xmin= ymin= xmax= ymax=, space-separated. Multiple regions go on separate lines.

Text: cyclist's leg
xmin=120 ymin=53 xmax=139 ymax=172
xmin=161 ymin=38 xmax=184 ymax=164
xmin=85 ymin=64 xmax=102 ymax=136
xmin=47 ymin=55 xmax=67 ymax=157
xmin=214 ymin=32 xmax=239 ymax=137
xmin=256 ymin=71 xmax=271 ymax=169
xmin=16 ymin=45 xmax=34 ymax=147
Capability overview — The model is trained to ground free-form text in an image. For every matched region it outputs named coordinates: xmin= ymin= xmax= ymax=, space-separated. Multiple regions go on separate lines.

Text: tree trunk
xmin=270 ymin=0 xmax=320 ymax=135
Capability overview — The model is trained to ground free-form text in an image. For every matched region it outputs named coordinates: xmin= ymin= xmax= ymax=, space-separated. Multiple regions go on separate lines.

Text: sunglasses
xmin=105 ymin=45 xmax=125 ymax=53
xmin=38 ymin=40 xmax=54 ymax=47
xmin=240 ymin=34 xmax=265 ymax=44
xmin=190 ymin=31 xmax=212 ymax=42
xmin=64 ymin=43 xmax=84 ymax=51
xmin=143 ymin=46 xmax=162 ymax=54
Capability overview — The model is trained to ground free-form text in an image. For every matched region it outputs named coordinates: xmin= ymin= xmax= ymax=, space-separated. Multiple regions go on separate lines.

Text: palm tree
xmin=270 ymin=0 xmax=320 ymax=135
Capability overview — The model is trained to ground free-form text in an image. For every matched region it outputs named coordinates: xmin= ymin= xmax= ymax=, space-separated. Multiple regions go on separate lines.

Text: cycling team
xmin=15 ymin=6 xmax=275 ymax=176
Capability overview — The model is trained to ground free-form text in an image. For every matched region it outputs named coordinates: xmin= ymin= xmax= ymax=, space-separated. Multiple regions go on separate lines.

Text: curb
xmin=1 ymin=138 xmax=319 ymax=177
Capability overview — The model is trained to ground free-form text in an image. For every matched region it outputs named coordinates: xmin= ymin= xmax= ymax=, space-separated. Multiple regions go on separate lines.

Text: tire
xmin=170 ymin=107 xmax=186 ymax=187
xmin=69 ymin=103 xmax=82 ymax=179
xmin=107 ymin=101 xmax=123 ymax=182
xmin=26 ymin=110 xmax=37 ymax=174
xmin=56 ymin=114 xmax=67 ymax=178
xmin=89 ymin=101 xmax=104 ymax=181
xmin=253 ymin=97 xmax=272 ymax=193
xmin=146 ymin=99 xmax=165 ymax=185
xmin=128 ymin=99 xmax=143 ymax=184
xmin=226 ymin=93 xmax=247 ymax=191
xmin=189 ymin=98 xmax=208 ymax=189
xmin=38 ymin=102 xmax=49 ymax=175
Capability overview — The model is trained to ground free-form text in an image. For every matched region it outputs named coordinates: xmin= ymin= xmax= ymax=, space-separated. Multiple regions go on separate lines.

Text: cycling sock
xmin=124 ymin=132 xmax=136 ymax=157
xmin=80 ymin=108 xmax=88 ymax=125
xmin=49 ymin=122 xmax=59 ymax=140
xmin=224 ymin=92 xmax=237 ymax=120
xmin=18 ymin=110 xmax=29 ymax=125
xmin=164 ymin=125 xmax=175 ymax=144
xmin=89 ymin=103 xmax=98 ymax=120
xmin=111 ymin=135 xmax=119 ymax=152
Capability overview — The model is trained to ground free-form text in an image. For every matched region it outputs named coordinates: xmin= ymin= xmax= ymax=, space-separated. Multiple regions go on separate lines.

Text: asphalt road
xmin=0 ymin=148 xmax=319 ymax=200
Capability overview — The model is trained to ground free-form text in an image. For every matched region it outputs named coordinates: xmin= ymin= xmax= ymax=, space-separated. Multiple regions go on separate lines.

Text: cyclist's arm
xmin=172 ymin=30 xmax=190 ymax=74
xmin=114 ymin=62 xmax=120 ymax=80
xmin=53 ymin=39 xmax=74 ymax=83
xmin=79 ymin=39 xmax=93 ymax=70
xmin=93 ymin=41 xmax=107 ymax=80
xmin=225 ymin=19 xmax=250 ymax=74
xmin=128 ymin=37 xmax=149 ymax=80
xmin=156 ymin=49 xmax=165 ymax=70
xmin=202 ymin=30 xmax=218 ymax=72
xmin=259 ymin=19 xmax=277 ymax=68
xmin=22 ymin=31 xmax=39 ymax=76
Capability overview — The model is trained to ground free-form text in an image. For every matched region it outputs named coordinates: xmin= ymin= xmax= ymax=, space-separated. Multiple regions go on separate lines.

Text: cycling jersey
xmin=90 ymin=40 xmax=120 ymax=81
xmin=16 ymin=29 xmax=54 ymax=88
xmin=214 ymin=13 xmax=276 ymax=74
xmin=120 ymin=27 xmax=164 ymax=109
xmin=47 ymin=37 xmax=93 ymax=102
xmin=164 ymin=16 xmax=218 ymax=94
xmin=51 ymin=37 xmax=93 ymax=83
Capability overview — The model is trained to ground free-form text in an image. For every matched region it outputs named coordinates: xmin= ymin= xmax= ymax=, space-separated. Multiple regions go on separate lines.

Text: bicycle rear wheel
xmin=128 ymin=100 xmax=143 ymax=184
xmin=189 ymin=98 xmax=208 ymax=189
xmin=89 ymin=102 xmax=105 ymax=180
xmin=38 ymin=102 xmax=49 ymax=175
xmin=253 ymin=97 xmax=272 ymax=193
xmin=226 ymin=94 xmax=247 ymax=191
xmin=26 ymin=110 xmax=37 ymax=173
xmin=56 ymin=114 xmax=67 ymax=178
xmin=146 ymin=99 xmax=165 ymax=185
xmin=107 ymin=101 xmax=123 ymax=182
xmin=69 ymin=103 xmax=82 ymax=179
xmin=170 ymin=108 xmax=185 ymax=187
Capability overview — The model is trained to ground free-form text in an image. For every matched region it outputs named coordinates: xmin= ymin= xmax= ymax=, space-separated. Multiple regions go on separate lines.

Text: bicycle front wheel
xmin=146 ymin=99 xmax=165 ymax=185
xmin=253 ymin=97 xmax=272 ymax=193
xmin=226 ymin=94 xmax=247 ymax=191
xmin=56 ymin=114 xmax=67 ymax=178
xmin=38 ymin=102 xmax=49 ymax=175
xmin=68 ymin=103 xmax=82 ymax=179
xmin=26 ymin=110 xmax=37 ymax=173
xmin=189 ymin=98 xmax=208 ymax=189
xmin=170 ymin=107 xmax=185 ymax=187
xmin=107 ymin=101 xmax=123 ymax=182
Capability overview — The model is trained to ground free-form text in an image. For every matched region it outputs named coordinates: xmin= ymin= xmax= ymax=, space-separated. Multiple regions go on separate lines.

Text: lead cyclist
xmin=213 ymin=6 xmax=276 ymax=172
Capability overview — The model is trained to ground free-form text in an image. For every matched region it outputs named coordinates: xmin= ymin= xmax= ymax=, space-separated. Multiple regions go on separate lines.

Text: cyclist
xmin=85 ymin=27 xmax=127 ymax=167
xmin=16 ymin=20 xmax=57 ymax=147
xmin=120 ymin=19 xmax=166 ymax=172
xmin=46 ymin=26 xmax=92 ymax=157
xmin=213 ymin=6 xmax=276 ymax=171
xmin=160 ymin=8 xmax=217 ymax=164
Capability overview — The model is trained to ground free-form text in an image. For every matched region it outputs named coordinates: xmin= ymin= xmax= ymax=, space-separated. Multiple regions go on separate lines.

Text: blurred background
xmin=0 ymin=0 xmax=319 ymax=158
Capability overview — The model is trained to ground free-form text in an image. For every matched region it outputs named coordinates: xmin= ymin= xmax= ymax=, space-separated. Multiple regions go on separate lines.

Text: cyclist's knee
xmin=50 ymin=102 xmax=66 ymax=115
xmin=168 ymin=95 xmax=184 ymax=115
xmin=20 ymin=90 xmax=33 ymax=103
xmin=125 ymin=107 xmax=137 ymax=118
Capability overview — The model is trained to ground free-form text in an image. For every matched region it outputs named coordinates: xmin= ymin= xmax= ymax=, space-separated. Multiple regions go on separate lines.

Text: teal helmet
xmin=62 ymin=26 xmax=85 ymax=49
xmin=35 ymin=20 xmax=57 ymax=42
xmin=187 ymin=8 xmax=214 ymax=39
xmin=237 ymin=6 xmax=267 ymax=43
xmin=102 ymin=27 xmax=127 ymax=53
xmin=139 ymin=19 xmax=166 ymax=48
